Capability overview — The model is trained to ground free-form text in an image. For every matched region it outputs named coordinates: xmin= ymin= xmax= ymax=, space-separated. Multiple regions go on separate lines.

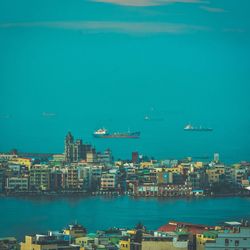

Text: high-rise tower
xmin=65 ymin=132 xmax=74 ymax=163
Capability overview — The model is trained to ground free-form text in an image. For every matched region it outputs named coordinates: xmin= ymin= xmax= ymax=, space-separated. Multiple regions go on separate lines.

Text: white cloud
xmin=0 ymin=21 xmax=209 ymax=34
xmin=42 ymin=112 xmax=57 ymax=118
xmin=0 ymin=114 xmax=12 ymax=120
xmin=223 ymin=28 xmax=245 ymax=33
xmin=91 ymin=0 xmax=207 ymax=7
xmin=200 ymin=6 xmax=227 ymax=13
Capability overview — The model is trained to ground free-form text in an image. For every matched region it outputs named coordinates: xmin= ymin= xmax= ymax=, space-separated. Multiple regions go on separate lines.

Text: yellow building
xmin=119 ymin=239 xmax=130 ymax=250
xmin=9 ymin=157 xmax=32 ymax=169
xmin=194 ymin=162 xmax=203 ymax=168
xmin=20 ymin=235 xmax=80 ymax=250
xmin=63 ymin=224 xmax=87 ymax=238
xmin=206 ymin=168 xmax=225 ymax=184
xmin=165 ymin=166 xmax=182 ymax=174
xmin=196 ymin=231 xmax=218 ymax=250
xmin=141 ymin=236 xmax=188 ymax=250
xmin=75 ymin=236 xmax=94 ymax=249
xmin=140 ymin=161 xmax=154 ymax=168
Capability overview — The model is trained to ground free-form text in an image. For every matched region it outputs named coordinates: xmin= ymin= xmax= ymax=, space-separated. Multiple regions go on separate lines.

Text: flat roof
xmin=224 ymin=222 xmax=242 ymax=226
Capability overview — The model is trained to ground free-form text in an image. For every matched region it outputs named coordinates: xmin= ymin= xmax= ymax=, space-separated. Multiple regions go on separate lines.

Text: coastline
xmin=1 ymin=191 xmax=249 ymax=199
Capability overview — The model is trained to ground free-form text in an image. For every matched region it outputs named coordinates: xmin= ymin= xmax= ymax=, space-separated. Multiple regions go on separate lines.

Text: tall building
xmin=73 ymin=139 xmax=84 ymax=162
xmin=132 ymin=152 xmax=139 ymax=164
xmin=64 ymin=132 xmax=93 ymax=163
xmin=214 ymin=153 xmax=220 ymax=163
xmin=0 ymin=167 xmax=5 ymax=193
xmin=65 ymin=132 xmax=74 ymax=163
xmin=66 ymin=167 xmax=79 ymax=190
xmin=29 ymin=166 xmax=50 ymax=191
xmin=100 ymin=172 xmax=117 ymax=191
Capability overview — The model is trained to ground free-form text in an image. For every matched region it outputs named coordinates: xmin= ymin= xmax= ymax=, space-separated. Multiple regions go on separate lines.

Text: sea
xmin=1 ymin=196 xmax=250 ymax=240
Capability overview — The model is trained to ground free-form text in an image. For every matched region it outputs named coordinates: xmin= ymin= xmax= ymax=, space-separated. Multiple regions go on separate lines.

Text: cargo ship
xmin=93 ymin=128 xmax=140 ymax=139
xmin=144 ymin=115 xmax=164 ymax=122
xmin=184 ymin=124 xmax=213 ymax=132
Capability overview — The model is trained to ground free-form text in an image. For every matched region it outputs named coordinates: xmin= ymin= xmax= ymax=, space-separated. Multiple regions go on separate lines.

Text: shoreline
xmin=1 ymin=192 xmax=249 ymax=199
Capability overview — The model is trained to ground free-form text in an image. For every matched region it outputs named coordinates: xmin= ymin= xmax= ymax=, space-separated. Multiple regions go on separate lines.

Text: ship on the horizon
xmin=93 ymin=128 xmax=140 ymax=139
xmin=184 ymin=124 xmax=213 ymax=132
xmin=144 ymin=115 xmax=164 ymax=122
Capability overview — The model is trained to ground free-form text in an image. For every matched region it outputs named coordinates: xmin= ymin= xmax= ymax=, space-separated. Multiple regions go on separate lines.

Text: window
xmin=235 ymin=240 xmax=239 ymax=246
xmin=225 ymin=239 xmax=229 ymax=246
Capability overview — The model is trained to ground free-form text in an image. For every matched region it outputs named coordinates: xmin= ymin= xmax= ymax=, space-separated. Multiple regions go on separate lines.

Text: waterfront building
xmin=187 ymin=170 xmax=207 ymax=189
xmin=8 ymin=158 xmax=32 ymax=170
xmin=20 ymin=235 xmax=80 ymax=250
xmin=206 ymin=167 xmax=225 ymax=184
xmin=205 ymin=222 xmax=250 ymax=249
xmin=100 ymin=172 xmax=117 ymax=191
xmin=66 ymin=167 xmax=79 ymax=190
xmin=232 ymin=168 xmax=247 ymax=185
xmin=65 ymin=132 xmax=74 ymax=163
xmin=50 ymin=170 xmax=66 ymax=191
xmin=157 ymin=172 xmax=173 ymax=184
xmin=6 ymin=177 xmax=29 ymax=191
xmin=29 ymin=165 xmax=50 ymax=191
xmin=0 ymin=167 xmax=5 ymax=192
xmin=77 ymin=166 xmax=93 ymax=190
xmin=158 ymin=184 xmax=191 ymax=197
xmin=135 ymin=184 xmax=158 ymax=197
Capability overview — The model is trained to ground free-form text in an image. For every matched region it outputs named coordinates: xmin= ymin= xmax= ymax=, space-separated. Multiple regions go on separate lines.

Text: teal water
xmin=1 ymin=196 xmax=250 ymax=239
xmin=0 ymin=0 xmax=250 ymax=161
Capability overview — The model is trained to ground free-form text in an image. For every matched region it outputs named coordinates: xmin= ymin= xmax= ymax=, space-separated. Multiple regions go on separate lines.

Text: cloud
xmin=42 ymin=112 xmax=57 ymax=118
xmin=223 ymin=28 xmax=245 ymax=33
xmin=0 ymin=21 xmax=209 ymax=35
xmin=200 ymin=6 xmax=227 ymax=13
xmin=0 ymin=114 xmax=12 ymax=120
xmin=91 ymin=0 xmax=207 ymax=7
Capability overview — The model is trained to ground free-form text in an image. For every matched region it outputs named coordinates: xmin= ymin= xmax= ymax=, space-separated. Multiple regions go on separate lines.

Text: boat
xmin=144 ymin=115 xmax=164 ymax=122
xmin=93 ymin=128 xmax=140 ymax=139
xmin=184 ymin=124 xmax=213 ymax=132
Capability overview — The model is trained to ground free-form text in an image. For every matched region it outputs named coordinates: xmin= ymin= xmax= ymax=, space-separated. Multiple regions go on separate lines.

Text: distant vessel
xmin=93 ymin=128 xmax=140 ymax=139
xmin=184 ymin=124 xmax=213 ymax=132
xmin=144 ymin=115 xmax=164 ymax=122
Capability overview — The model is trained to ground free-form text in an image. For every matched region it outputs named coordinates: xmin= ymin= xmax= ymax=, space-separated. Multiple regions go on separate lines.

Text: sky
xmin=0 ymin=0 xmax=250 ymax=161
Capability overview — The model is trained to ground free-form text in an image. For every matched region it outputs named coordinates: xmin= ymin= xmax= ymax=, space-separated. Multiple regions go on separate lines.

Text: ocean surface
xmin=1 ymin=0 xmax=250 ymax=163
xmin=1 ymin=196 xmax=250 ymax=240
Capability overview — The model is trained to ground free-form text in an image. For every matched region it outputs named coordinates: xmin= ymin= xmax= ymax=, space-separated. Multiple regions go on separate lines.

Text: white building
xmin=6 ymin=177 xmax=29 ymax=191
xmin=205 ymin=223 xmax=250 ymax=250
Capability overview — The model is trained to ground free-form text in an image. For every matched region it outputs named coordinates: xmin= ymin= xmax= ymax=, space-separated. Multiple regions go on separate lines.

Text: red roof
xmin=158 ymin=221 xmax=214 ymax=234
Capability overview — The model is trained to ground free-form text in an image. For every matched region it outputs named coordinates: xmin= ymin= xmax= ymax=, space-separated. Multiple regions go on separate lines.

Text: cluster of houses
xmin=1 ymin=219 xmax=250 ymax=250
xmin=0 ymin=133 xmax=250 ymax=196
